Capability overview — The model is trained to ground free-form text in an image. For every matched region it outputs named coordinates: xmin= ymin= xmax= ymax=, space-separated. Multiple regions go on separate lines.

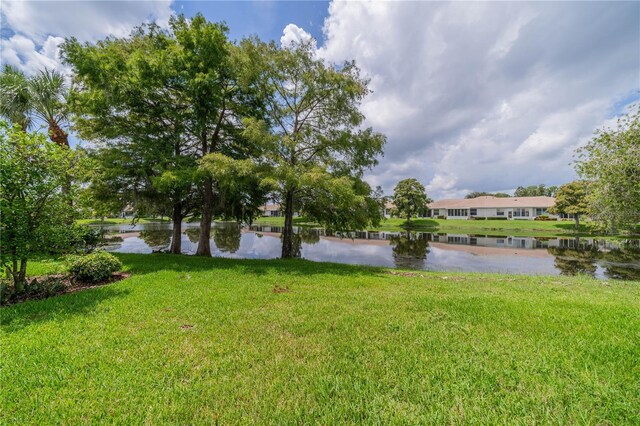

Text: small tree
xmin=392 ymin=179 xmax=430 ymax=222
xmin=0 ymin=123 xmax=79 ymax=290
xmin=548 ymin=181 xmax=590 ymax=229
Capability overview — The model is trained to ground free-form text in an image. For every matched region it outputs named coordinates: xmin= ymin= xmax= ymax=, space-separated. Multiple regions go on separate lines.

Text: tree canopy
xmin=514 ymin=184 xmax=557 ymax=197
xmin=548 ymin=181 xmax=590 ymax=229
xmin=576 ymin=105 xmax=640 ymax=231
xmin=392 ymin=178 xmax=430 ymax=221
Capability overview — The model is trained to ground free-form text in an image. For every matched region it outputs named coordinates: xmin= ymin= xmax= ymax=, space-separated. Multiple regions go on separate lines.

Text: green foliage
xmin=392 ymin=178 xmax=430 ymax=221
xmin=1 ymin=275 xmax=67 ymax=306
xmin=0 ymin=122 xmax=81 ymax=289
xmin=465 ymin=191 xmax=511 ymax=199
xmin=548 ymin=181 xmax=590 ymax=228
xmin=67 ymin=251 xmax=122 ymax=282
xmin=514 ymin=184 xmax=557 ymax=197
xmin=242 ymin=40 xmax=385 ymax=256
xmin=63 ymin=15 xmax=267 ymax=255
xmin=0 ymin=66 xmax=70 ymax=146
xmin=576 ymin=105 xmax=640 ymax=231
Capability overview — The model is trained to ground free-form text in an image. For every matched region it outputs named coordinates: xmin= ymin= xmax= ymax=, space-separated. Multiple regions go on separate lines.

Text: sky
xmin=1 ymin=1 xmax=639 ymax=199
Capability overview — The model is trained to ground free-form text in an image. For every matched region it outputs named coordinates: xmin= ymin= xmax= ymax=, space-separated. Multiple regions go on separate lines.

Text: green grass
xmin=76 ymin=217 xmax=171 ymax=226
xmin=254 ymin=216 xmax=610 ymax=237
xmin=2 ymin=254 xmax=639 ymax=424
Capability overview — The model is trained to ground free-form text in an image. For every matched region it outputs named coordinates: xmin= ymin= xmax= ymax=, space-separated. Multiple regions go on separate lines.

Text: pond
xmin=96 ymin=222 xmax=640 ymax=280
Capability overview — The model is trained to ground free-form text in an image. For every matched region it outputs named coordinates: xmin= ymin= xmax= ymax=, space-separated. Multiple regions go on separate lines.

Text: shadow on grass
xmin=1 ymin=286 xmax=131 ymax=332
xmin=116 ymin=252 xmax=386 ymax=280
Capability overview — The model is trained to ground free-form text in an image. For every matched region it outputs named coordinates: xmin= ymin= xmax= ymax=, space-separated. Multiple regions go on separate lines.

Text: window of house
xmin=514 ymin=208 xmax=530 ymax=217
xmin=497 ymin=209 xmax=505 ymax=216
xmin=447 ymin=209 xmax=469 ymax=217
xmin=470 ymin=208 xmax=477 ymax=216
xmin=535 ymin=208 xmax=547 ymax=216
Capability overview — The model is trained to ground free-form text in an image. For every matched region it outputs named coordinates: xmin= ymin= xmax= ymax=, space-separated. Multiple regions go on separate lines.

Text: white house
xmin=258 ymin=203 xmax=299 ymax=218
xmin=428 ymin=196 xmax=557 ymax=220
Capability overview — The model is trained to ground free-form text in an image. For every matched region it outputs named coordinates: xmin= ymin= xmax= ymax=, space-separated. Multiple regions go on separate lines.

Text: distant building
xmin=428 ymin=196 xmax=557 ymax=220
xmin=383 ymin=201 xmax=395 ymax=218
xmin=258 ymin=203 xmax=299 ymax=218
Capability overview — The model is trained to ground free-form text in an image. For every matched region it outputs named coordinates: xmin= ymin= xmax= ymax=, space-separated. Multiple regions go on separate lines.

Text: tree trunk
xmin=169 ymin=203 xmax=183 ymax=255
xmin=281 ymin=190 xmax=295 ymax=258
xmin=574 ymin=214 xmax=580 ymax=230
xmin=48 ymin=121 xmax=69 ymax=148
xmin=11 ymin=258 xmax=28 ymax=293
xmin=196 ymin=177 xmax=214 ymax=256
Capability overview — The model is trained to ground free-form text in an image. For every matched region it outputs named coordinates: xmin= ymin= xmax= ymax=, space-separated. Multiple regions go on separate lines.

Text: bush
xmin=68 ymin=251 xmax=122 ymax=282
xmin=487 ymin=217 xmax=508 ymax=220
xmin=1 ymin=275 xmax=67 ymax=306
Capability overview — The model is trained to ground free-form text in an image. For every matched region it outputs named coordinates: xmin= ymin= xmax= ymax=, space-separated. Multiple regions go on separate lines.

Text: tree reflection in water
xmin=213 ymin=223 xmax=241 ymax=253
xmin=547 ymin=238 xmax=640 ymax=280
xmin=139 ymin=229 xmax=172 ymax=252
xmin=285 ymin=228 xmax=321 ymax=259
xmin=185 ymin=228 xmax=200 ymax=244
xmin=599 ymin=244 xmax=640 ymax=280
xmin=547 ymin=245 xmax=598 ymax=277
xmin=389 ymin=231 xmax=429 ymax=269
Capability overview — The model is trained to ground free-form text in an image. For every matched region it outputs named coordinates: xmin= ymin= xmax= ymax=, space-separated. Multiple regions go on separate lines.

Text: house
xmin=383 ymin=201 xmax=395 ymax=218
xmin=259 ymin=203 xmax=283 ymax=217
xmin=258 ymin=203 xmax=299 ymax=218
xmin=428 ymin=196 xmax=557 ymax=220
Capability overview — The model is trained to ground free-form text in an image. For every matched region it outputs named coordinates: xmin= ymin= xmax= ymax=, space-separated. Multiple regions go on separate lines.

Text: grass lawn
xmin=2 ymin=254 xmax=639 ymax=424
xmin=254 ymin=216 xmax=610 ymax=237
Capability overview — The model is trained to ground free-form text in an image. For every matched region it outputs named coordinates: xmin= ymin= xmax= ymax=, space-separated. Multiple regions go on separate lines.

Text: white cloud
xmin=1 ymin=35 xmax=64 ymax=74
xmin=1 ymin=0 xmax=174 ymax=74
xmin=280 ymin=23 xmax=315 ymax=49
xmin=320 ymin=1 xmax=640 ymax=198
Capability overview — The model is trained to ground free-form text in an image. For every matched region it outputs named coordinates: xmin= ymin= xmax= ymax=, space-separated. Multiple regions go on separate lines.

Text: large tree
xmin=63 ymin=23 xmax=198 ymax=254
xmin=0 ymin=66 xmax=70 ymax=147
xmin=392 ymin=178 xmax=430 ymax=221
xmin=63 ymin=15 xmax=263 ymax=255
xmin=576 ymin=105 xmax=640 ymax=232
xmin=243 ymin=41 xmax=386 ymax=258
xmin=0 ymin=123 xmax=80 ymax=290
xmin=548 ymin=181 xmax=590 ymax=229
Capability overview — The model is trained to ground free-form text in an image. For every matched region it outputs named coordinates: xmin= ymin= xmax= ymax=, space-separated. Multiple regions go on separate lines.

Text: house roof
xmin=429 ymin=196 xmax=555 ymax=209
xmin=384 ymin=201 xmax=395 ymax=209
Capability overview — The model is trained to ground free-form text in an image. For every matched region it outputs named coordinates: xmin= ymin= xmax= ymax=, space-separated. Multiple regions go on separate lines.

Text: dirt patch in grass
xmin=272 ymin=285 xmax=290 ymax=293
xmin=3 ymin=272 xmax=131 ymax=306
xmin=386 ymin=271 xmax=425 ymax=278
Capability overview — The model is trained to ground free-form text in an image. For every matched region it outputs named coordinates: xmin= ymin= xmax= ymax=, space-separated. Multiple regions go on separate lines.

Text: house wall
xmin=431 ymin=206 xmax=558 ymax=220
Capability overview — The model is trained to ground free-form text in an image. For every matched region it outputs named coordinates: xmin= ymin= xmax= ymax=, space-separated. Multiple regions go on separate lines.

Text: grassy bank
xmin=254 ymin=216 xmax=608 ymax=237
xmin=2 ymin=254 xmax=639 ymax=423
xmin=76 ymin=217 xmax=171 ymax=226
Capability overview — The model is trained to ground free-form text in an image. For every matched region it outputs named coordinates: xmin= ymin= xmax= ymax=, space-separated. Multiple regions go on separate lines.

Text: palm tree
xmin=29 ymin=68 xmax=70 ymax=147
xmin=0 ymin=65 xmax=32 ymax=131
xmin=0 ymin=65 xmax=69 ymax=147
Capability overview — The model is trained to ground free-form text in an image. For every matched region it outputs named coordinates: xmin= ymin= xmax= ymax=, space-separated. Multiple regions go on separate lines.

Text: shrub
xmin=68 ymin=251 xmax=122 ymax=282
xmin=487 ymin=217 xmax=508 ymax=221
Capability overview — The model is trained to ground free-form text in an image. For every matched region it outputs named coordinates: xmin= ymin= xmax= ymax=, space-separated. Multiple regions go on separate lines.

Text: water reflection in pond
xmin=98 ymin=222 xmax=640 ymax=280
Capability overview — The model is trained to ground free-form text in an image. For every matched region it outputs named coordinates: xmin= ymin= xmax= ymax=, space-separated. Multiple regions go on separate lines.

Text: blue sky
xmin=1 ymin=1 xmax=638 ymax=198
xmin=174 ymin=1 xmax=328 ymax=44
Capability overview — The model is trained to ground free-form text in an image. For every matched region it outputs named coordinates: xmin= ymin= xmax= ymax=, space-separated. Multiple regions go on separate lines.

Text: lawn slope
xmin=2 ymin=254 xmax=639 ymax=424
